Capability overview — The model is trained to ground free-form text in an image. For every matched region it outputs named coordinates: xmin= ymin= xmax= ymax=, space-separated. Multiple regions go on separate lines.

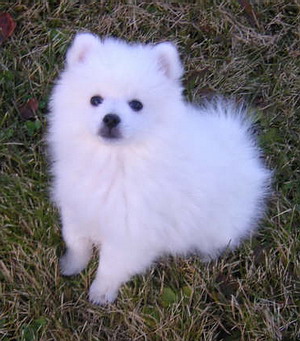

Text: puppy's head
xmin=52 ymin=33 xmax=184 ymax=144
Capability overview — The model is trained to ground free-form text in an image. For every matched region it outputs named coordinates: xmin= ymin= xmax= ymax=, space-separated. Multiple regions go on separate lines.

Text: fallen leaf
xmin=252 ymin=245 xmax=270 ymax=266
xmin=19 ymin=98 xmax=39 ymax=120
xmin=160 ymin=287 xmax=178 ymax=307
xmin=0 ymin=12 xmax=16 ymax=44
xmin=216 ymin=273 xmax=239 ymax=299
xmin=186 ymin=67 xmax=210 ymax=84
xmin=25 ymin=120 xmax=42 ymax=136
xmin=237 ymin=0 xmax=259 ymax=28
xmin=198 ymin=24 xmax=215 ymax=35
xmin=197 ymin=87 xmax=216 ymax=99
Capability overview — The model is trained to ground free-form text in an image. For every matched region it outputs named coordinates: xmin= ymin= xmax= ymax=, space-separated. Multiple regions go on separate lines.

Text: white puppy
xmin=48 ymin=32 xmax=271 ymax=304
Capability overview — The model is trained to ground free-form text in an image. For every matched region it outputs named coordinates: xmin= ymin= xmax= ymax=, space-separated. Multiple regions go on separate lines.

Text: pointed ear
xmin=66 ymin=32 xmax=101 ymax=66
xmin=152 ymin=42 xmax=183 ymax=80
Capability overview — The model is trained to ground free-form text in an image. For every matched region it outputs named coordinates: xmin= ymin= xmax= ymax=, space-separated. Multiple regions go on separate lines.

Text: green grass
xmin=0 ymin=1 xmax=299 ymax=340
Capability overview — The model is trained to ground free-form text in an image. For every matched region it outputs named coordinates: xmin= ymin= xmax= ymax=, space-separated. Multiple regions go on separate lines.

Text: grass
xmin=0 ymin=0 xmax=299 ymax=340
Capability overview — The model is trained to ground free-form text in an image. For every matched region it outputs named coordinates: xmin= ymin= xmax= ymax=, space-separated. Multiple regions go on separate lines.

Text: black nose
xmin=103 ymin=114 xmax=121 ymax=129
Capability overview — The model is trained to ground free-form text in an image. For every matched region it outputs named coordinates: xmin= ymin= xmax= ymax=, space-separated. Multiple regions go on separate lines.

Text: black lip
xmin=99 ymin=126 xmax=122 ymax=139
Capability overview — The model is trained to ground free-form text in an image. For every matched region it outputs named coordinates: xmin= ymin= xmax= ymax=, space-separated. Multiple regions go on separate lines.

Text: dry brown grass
xmin=1 ymin=1 xmax=299 ymax=340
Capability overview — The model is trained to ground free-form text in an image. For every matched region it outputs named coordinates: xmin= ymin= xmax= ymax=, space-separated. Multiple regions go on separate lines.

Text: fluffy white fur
xmin=48 ymin=32 xmax=271 ymax=305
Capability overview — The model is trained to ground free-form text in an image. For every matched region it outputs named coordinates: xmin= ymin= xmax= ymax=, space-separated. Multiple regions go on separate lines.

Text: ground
xmin=0 ymin=1 xmax=299 ymax=340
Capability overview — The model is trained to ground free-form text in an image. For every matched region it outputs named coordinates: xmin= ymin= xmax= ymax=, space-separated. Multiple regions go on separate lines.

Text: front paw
xmin=89 ymin=279 xmax=119 ymax=305
xmin=60 ymin=251 xmax=87 ymax=276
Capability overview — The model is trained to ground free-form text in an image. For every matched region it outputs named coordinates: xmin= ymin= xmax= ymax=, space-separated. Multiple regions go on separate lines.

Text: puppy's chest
xmin=64 ymin=152 xmax=184 ymax=233
xmin=64 ymin=155 xmax=148 ymax=220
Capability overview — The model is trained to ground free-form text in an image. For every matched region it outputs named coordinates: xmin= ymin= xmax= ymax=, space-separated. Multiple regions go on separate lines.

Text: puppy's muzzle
xmin=99 ymin=113 xmax=122 ymax=139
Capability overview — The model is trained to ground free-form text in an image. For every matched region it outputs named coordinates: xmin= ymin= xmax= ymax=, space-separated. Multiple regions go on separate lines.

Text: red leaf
xmin=19 ymin=98 xmax=39 ymax=120
xmin=0 ymin=13 xmax=16 ymax=44
xmin=237 ymin=0 xmax=259 ymax=28
xmin=198 ymin=87 xmax=216 ymax=99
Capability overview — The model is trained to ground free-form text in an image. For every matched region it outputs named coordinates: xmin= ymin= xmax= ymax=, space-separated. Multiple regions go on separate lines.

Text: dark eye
xmin=129 ymin=99 xmax=143 ymax=112
xmin=90 ymin=96 xmax=103 ymax=106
